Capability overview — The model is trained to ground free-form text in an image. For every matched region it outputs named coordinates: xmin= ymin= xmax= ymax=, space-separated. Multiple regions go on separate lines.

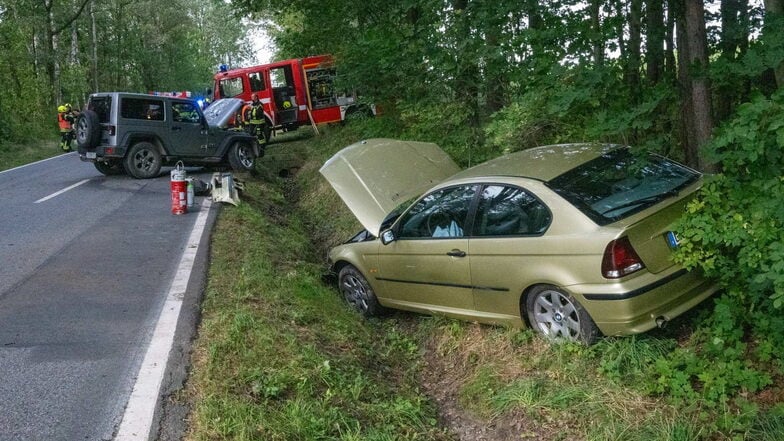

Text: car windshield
xmin=546 ymin=148 xmax=700 ymax=226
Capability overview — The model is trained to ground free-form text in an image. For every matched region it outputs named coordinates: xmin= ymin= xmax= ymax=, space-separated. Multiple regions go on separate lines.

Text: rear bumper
xmin=78 ymin=145 xmax=125 ymax=161
xmin=572 ymin=268 xmax=719 ymax=336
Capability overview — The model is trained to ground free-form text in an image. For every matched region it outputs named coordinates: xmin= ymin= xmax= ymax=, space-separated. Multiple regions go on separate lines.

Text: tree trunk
xmin=451 ymin=0 xmax=480 ymax=127
xmin=716 ymin=0 xmax=749 ymax=122
xmin=646 ymin=0 xmax=665 ymax=84
xmin=90 ymin=0 xmax=99 ymax=92
xmin=614 ymin=0 xmax=627 ymax=75
xmin=763 ymin=0 xmax=784 ymax=88
xmin=665 ymin=0 xmax=677 ymax=80
xmin=590 ymin=0 xmax=604 ymax=66
xmin=627 ymin=0 xmax=642 ymax=104
xmin=683 ymin=0 xmax=714 ymax=171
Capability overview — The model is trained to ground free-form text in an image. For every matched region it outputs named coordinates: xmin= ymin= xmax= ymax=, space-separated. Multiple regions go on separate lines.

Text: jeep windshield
xmin=546 ymin=148 xmax=700 ymax=226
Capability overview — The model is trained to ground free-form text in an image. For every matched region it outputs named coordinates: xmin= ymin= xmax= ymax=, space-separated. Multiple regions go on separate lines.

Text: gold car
xmin=321 ymin=139 xmax=718 ymax=343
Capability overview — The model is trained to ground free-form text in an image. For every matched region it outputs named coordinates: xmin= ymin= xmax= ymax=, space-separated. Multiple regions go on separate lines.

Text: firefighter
xmin=246 ymin=93 xmax=267 ymax=149
xmin=57 ymin=105 xmax=74 ymax=151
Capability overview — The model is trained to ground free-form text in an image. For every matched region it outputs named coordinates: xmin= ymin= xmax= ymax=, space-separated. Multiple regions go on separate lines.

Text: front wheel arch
xmin=227 ymin=140 xmax=256 ymax=171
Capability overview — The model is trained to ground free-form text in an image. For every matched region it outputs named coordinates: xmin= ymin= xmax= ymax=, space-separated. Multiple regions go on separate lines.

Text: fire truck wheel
xmin=76 ymin=110 xmax=101 ymax=150
xmin=123 ymin=142 xmax=162 ymax=179
xmin=228 ymin=142 xmax=255 ymax=171
xmin=94 ymin=160 xmax=124 ymax=176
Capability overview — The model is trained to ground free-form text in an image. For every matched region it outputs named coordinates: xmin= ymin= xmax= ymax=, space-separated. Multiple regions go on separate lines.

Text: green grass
xmin=184 ymin=134 xmax=449 ymax=440
xmin=184 ymin=121 xmax=784 ymax=441
xmin=0 ymin=138 xmax=63 ymax=171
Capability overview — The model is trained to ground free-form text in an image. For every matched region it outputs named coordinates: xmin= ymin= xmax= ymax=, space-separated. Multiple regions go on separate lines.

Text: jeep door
xmin=167 ymin=100 xmax=210 ymax=156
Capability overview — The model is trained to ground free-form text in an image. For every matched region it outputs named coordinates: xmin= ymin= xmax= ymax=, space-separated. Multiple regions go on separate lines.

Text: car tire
xmin=76 ymin=110 xmax=101 ymax=150
xmin=94 ymin=160 xmax=124 ymax=176
xmin=123 ymin=142 xmax=162 ymax=179
xmin=338 ymin=265 xmax=386 ymax=318
xmin=227 ymin=142 xmax=255 ymax=172
xmin=525 ymin=285 xmax=599 ymax=344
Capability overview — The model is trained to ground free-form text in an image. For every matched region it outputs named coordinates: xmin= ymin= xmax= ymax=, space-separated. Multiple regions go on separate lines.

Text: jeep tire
xmin=76 ymin=110 xmax=101 ymax=150
xmin=227 ymin=141 xmax=255 ymax=172
xmin=124 ymin=142 xmax=162 ymax=179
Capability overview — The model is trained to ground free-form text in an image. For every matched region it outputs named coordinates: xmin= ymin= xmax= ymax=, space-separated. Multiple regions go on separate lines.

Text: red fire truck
xmin=213 ymin=54 xmax=376 ymax=139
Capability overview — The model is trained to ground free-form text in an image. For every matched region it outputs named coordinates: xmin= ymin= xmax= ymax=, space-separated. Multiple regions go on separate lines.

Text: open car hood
xmin=203 ymin=98 xmax=244 ymax=128
xmin=320 ymin=139 xmax=460 ymax=236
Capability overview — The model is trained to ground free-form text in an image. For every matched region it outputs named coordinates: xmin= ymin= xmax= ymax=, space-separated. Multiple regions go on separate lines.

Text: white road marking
xmin=114 ymin=199 xmax=213 ymax=441
xmin=0 ymin=152 xmax=75 ymax=175
xmin=34 ymin=179 xmax=91 ymax=203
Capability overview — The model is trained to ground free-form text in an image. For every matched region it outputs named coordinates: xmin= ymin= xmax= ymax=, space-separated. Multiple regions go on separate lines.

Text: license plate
xmin=665 ymin=231 xmax=680 ymax=249
xmin=86 ymin=151 xmax=96 ymax=159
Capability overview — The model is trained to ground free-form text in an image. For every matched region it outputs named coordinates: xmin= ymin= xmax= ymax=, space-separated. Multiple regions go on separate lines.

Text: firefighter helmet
xmin=58 ymin=105 xmax=67 ymax=113
xmin=282 ymin=100 xmax=292 ymax=109
xmin=65 ymin=103 xmax=72 ymax=109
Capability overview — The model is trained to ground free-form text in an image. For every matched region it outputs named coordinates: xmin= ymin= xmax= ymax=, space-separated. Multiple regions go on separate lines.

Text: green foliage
xmin=675 ymin=90 xmax=784 ymax=308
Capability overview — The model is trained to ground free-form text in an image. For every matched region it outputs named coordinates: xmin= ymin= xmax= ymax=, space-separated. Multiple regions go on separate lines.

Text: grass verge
xmin=184 ymin=131 xmax=449 ymax=440
xmin=0 ymin=139 xmax=63 ymax=172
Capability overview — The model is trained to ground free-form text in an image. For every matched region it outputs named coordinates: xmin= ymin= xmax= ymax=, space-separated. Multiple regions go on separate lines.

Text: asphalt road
xmin=0 ymin=153 xmax=216 ymax=441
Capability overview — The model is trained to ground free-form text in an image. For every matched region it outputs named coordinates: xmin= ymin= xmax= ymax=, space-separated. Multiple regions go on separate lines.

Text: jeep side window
xmin=171 ymin=102 xmax=200 ymax=123
xmin=121 ymin=98 xmax=164 ymax=121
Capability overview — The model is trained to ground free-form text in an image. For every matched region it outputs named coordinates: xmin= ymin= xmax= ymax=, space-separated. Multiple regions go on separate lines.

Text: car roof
xmin=449 ymin=143 xmax=619 ymax=182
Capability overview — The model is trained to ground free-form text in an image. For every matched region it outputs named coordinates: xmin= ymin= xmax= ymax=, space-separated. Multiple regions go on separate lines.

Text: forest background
xmin=2 ymin=0 xmax=784 ymax=437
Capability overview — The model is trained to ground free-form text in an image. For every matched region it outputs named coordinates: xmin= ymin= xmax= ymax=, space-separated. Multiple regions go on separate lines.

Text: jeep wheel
xmin=124 ymin=142 xmax=162 ymax=179
xmin=94 ymin=160 xmax=124 ymax=176
xmin=76 ymin=110 xmax=101 ymax=150
xmin=228 ymin=142 xmax=255 ymax=172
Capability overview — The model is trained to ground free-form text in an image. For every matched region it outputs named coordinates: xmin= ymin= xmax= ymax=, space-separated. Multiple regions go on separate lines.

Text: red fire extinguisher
xmin=170 ymin=162 xmax=187 ymax=215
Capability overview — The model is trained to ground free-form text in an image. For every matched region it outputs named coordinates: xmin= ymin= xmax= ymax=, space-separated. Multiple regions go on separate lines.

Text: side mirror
xmin=380 ymin=229 xmax=395 ymax=245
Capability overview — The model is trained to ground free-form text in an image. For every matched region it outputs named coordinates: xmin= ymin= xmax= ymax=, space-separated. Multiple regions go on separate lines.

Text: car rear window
xmin=546 ymin=148 xmax=700 ymax=226
xmin=88 ymin=96 xmax=112 ymax=123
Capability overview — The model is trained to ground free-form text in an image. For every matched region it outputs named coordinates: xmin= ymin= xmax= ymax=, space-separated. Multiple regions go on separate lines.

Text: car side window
xmin=171 ymin=102 xmax=200 ymax=123
xmin=249 ymin=72 xmax=266 ymax=91
xmin=397 ymin=185 xmax=477 ymax=239
xmin=473 ymin=185 xmax=551 ymax=237
xmin=121 ymin=98 xmax=164 ymax=121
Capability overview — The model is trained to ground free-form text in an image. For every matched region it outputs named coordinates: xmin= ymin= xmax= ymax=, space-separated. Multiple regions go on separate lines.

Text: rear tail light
xmin=602 ymin=237 xmax=645 ymax=278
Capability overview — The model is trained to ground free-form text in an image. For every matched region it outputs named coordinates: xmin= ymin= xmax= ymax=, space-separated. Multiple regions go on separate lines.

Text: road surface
xmin=0 ymin=153 xmax=216 ymax=440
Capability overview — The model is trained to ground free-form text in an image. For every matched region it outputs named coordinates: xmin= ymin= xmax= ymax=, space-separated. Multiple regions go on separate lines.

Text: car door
xmin=168 ymin=100 xmax=209 ymax=156
xmin=468 ymin=184 xmax=553 ymax=319
xmin=376 ymin=185 xmax=478 ymax=311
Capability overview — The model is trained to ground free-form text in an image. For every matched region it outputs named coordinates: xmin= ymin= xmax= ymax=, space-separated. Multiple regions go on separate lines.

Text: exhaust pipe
xmin=655 ymin=316 xmax=668 ymax=329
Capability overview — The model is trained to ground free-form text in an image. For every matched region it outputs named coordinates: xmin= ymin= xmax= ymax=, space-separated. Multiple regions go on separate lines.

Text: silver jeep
xmin=76 ymin=92 xmax=259 ymax=178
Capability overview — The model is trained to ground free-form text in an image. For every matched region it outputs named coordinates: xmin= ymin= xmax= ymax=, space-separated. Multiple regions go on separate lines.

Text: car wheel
xmin=526 ymin=285 xmax=599 ymax=344
xmin=94 ymin=160 xmax=124 ymax=176
xmin=338 ymin=265 xmax=385 ymax=318
xmin=76 ymin=110 xmax=101 ymax=150
xmin=123 ymin=142 xmax=162 ymax=179
xmin=227 ymin=142 xmax=255 ymax=171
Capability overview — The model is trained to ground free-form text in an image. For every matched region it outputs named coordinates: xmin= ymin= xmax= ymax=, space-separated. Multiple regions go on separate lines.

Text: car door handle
xmin=446 ymin=249 xmax=467 ymax=257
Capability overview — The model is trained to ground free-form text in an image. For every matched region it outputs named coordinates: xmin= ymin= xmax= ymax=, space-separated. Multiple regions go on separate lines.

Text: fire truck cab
xmin=213 ymin=54 xmax=375 ymax=136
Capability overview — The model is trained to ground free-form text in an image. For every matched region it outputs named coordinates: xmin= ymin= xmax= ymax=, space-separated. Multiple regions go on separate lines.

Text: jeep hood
xmin=203 ymin=98 xmax=244 ymax=128
xmin=319 ymin=139 xmax=460 ymax=236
